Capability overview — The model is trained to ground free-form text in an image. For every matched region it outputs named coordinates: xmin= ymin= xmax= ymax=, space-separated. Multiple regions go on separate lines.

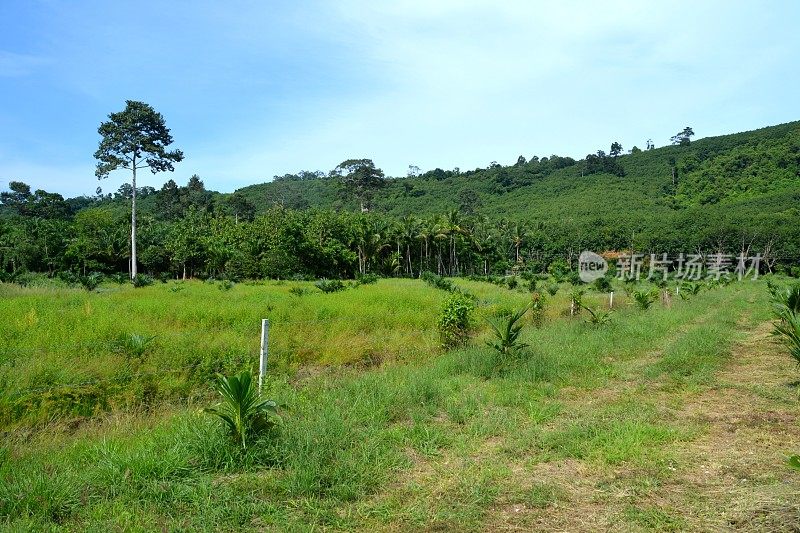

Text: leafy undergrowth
xmin=2 ymin=279 xmax=797 ymax=530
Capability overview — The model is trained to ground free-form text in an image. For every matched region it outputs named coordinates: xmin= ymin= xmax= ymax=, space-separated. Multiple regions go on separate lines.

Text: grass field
xmin=1 ymin=277 xmax=799 ymax=531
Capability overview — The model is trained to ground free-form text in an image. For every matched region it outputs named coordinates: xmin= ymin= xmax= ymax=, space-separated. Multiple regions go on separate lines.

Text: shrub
xmin=569 ymin=288 xmax=585 ymax=315
xmin=437 ymin=292 xmax=475 ymax=348
xmin=421 ymin=271 xmax=457 ymax=292
xmin=679 ymin=281 xmax=702 ymax=299
xmin=769 ymin=282 xmax=800 ymax=316
xmin=131 ymin=274 xmax=154 ymax=288
xmin=486 ymin=305 xmax=529 ymax=360
xmin=526 ymin=277 xmax=537 ymax=292
xmin=583 ymin=306 xmax=613 ymax=326
xmin=547 ymin=259 xmax=571 ymax=283
xmin=356 ymin=273 xmax=379 ymax=285
xmin=56 ymin=271 xmax=80 ymax=285
xmin=773 ymin=312 xmax=800 ymax=366
xmin=530 ymin=292 xmax=546 ymax=328
xmin=593 ymin=276 xmax=612 ymax=293
xmin=109 ymin=273 xmax=128 ymax=284
xmin=315 ymin=278 xmax=347 ymax=293
xmin=79 ymin=272 xmax=103 ymax=291
xmin=506 ymin=276 xmax=519 ymax=290
xmin=205 ymin=371 xmax=279 ymax=450
xmin=632 ymin=288 xmax=659 ymax=310
xmin=545 ymin=283 xmax=559 ymax=296
xmin=219 ymin=279 xmax=235 ymax=291
xmin=289 ymin=286 xmax=309 ymax=297
xmin=770 ymin=282 xmax=800 ymax=367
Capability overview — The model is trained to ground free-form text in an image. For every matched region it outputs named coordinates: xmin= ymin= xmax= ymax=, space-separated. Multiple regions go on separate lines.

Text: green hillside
xmin=237 ymin=120 xmax=800 ymax=222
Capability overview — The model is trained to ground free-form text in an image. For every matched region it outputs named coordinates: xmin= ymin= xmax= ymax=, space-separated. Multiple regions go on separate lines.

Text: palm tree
xmin=205 ymin=371 xmax=278 ymax=450
xmin=399 ymin=215 xmax=419 ymax=277
xmin=438 ymin=210 xmax=470 ymax=276
xmin=509 ymin=222 xmax=527 ymax=264
xmin=416 ymin=219 xmax=435 ymax=275
xmin=471 ymin=217 xmax=497 ymax=276
xmin=355 ymin=218 xmax=390 ymax=274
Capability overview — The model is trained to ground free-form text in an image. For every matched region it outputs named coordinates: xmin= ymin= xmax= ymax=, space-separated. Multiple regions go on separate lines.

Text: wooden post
xmin=258 ymin=319 xmax=269 ymax=394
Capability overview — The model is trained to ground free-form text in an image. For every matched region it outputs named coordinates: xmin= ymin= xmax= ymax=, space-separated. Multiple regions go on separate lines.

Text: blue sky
xmin=1 ymin=0 xmax=799 ymax=198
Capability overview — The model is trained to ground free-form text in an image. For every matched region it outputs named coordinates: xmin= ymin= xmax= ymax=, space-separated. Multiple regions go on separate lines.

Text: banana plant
xmin=205 ymin=371 xmax=279 ymax=450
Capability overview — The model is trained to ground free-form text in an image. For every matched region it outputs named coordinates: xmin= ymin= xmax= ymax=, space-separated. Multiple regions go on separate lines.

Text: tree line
xmin=2 ymin=194 xmax=797 ymax=281
xmin=1 ymin=101 xmax=798 ymax=281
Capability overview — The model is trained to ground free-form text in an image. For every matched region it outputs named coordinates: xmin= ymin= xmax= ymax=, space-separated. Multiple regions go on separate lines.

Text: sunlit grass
xmin=0 ymin=278 xmax=776 ymax=530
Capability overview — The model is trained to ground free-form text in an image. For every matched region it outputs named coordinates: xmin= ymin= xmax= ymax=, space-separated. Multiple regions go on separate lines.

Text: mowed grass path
xmin=2 ymin=279 xmax=798 ymax=530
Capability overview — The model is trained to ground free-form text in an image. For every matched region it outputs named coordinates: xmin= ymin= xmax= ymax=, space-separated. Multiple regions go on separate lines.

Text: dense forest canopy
xmin=1 ymin=121 xmax=799 ymax=281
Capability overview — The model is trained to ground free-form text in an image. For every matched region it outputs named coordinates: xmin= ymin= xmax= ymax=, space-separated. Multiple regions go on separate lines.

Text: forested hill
xmin=236 ymin=120 xmax=800 ymax=222
xmin=1 ymin=120 xmax=799 ymax=280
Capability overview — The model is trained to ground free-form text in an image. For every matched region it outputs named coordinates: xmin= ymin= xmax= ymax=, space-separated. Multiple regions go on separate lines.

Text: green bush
xmin=131 ymin=274 xmax=154 ymax=288
xmin=593 ymin=276 xmax=612 ymax=293
xmin=421 ymin=271 xmax=456 ymax=292
xmin=769 ymin=282 xmax=800 ymax=316
xmin=79 ymin=272 xmax=104 ymax=291
xmin=530 ymin=291 xmax=547 ymax=327
xmin=356 ymin=273 xmax=379 ymax=285
xmin=219 ymin=279 xmax=235 ymax=291
xmin=289 ymin=286 xmax=310 ymax=297
xmin=437 ymin=292 xmax=475 ymax=348
xmin=770 ymin=282 xmax=800 ymax=367
xmin=170 ymin=282 xmax=185 ymax=293
xmin=569 ymin=288 xmax=585 ymax=315
xmin=56 ymin=271 xmax=80 ymax=285
xmin=109 ymin=273 xmax=128 ymax=284
xmin=545 ymin=283 xmax=559 ymax=296
xmin=632 ymin=288 xmax=659 ymax=310
xmin=547 ymin=259 xmax=571 ymax=283
xmin=315 ymin=278 xmax=347 ymax=293
xmin=773 ymin=313 xmax=800 ymax=366
xmin=679 ymin=281 xmax=702 ymax=299
xmin=583 ymin=306 xmax=613 ymax=326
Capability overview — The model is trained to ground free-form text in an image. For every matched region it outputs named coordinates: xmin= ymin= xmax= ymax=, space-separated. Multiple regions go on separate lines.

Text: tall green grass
xmin=0 ymin=280 xmax=768 ymax=529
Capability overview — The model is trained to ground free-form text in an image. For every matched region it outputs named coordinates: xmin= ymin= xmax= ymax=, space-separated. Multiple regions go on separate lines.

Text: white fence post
xmin=258 ymin=319 xmax=269 ymax=394
xmin=609 ymin=291 xmax=614 ymax=309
